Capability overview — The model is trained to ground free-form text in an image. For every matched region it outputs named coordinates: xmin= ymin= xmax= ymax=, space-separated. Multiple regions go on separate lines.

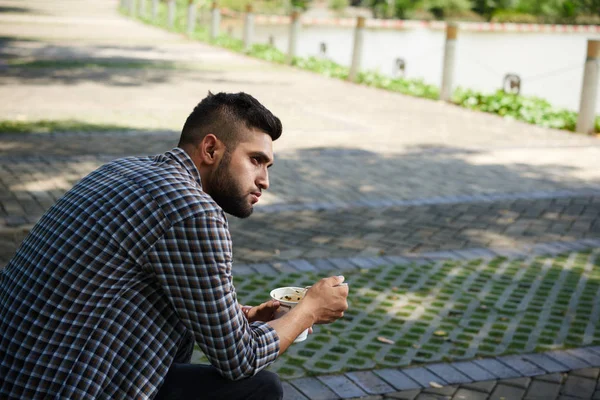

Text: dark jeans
xmin=154 ymin=331 xmax=283 ymax=400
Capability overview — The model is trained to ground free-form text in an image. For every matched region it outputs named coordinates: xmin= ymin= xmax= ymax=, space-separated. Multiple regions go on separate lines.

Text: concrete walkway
xmin=1 ymin=0 xmax=600 ymax=398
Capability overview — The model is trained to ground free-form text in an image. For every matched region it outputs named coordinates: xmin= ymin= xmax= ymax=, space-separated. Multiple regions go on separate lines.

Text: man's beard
xmin=210 ymin=151 xmax=253 ymax=218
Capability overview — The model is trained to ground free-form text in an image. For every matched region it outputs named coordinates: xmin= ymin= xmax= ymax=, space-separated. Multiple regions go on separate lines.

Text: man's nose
xmin=257 ymin=169 xmax=269 ymax=191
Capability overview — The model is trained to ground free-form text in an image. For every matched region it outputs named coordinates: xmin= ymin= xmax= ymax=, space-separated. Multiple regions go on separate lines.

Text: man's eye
xmin=251 ymin=157 xmax=259 ymax=165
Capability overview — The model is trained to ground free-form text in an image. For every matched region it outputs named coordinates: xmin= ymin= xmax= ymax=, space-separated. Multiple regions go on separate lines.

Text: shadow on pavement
xmin=1 ymin=140 xmax=599 ymax=266
xmin=0 ymin=38 xmax=286 ymax=86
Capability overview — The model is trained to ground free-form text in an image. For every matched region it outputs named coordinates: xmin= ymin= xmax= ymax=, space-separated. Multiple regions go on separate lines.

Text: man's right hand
xmin=299 ymin=276 xmax=349 ymax=325
xmin=267 ymin=275 xmax=348 ymax=354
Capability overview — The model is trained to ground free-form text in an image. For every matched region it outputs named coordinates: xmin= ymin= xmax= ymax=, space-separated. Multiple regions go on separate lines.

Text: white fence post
xmin=244 ymin=4 xmax=255 ymax=52
xmin=211 ymin=1 xmax=220 ymax=40
xmin=440 ymin=22 xmax=458 ymax=102
xmin=287 ymin=10 xmax=300 ymax=65
xmin=167 ymin=0 xmax=176 ymax=29
xmin=576 ymin=39 xmax=600 ymax=135
xmin=151 ymin=0 xmax=159 ymax=21
xmin=187 ymin=0 xmax=197 ymax=35
xmin=138 ymin=0 xmax=145 ymax=17
xmin=348 ymin=16 xmax=366 ymax=82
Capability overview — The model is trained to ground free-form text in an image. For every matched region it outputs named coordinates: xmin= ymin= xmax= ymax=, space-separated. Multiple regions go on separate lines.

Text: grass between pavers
xmin=191 ymin=250 xmax=600 ymax=379
xmin=0 ymin=120 xmax=133 ymax=134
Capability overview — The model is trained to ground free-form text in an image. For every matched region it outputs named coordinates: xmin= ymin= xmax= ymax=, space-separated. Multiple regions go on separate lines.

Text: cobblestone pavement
xmin=2 ymin=0 xmax=600 ymax=398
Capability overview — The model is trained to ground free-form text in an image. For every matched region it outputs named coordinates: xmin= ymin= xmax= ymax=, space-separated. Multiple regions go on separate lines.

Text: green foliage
xmin=248 ymin=44 xmax=287 ymax=63
xmin=292 ymin=57 xmax=350 ymax=79
xmin=0 ymin=120 xmax=130 ymax=134
xmin=420 ymin=0 xmax=473 ymax=19
xmin=329 ymin=0 xmax=350 ymax=12
xmin=453 ymin=88 xmax=600 ymax=133
xmin=358 ymin=71 xmax=440 ymax=99
xmin=291 ymin=0 xmax=311 ymax=11
xmin=471 ymin=0 xmax=515 ymax=20
xmin=394 ymin=0 xmax=416 ymax=19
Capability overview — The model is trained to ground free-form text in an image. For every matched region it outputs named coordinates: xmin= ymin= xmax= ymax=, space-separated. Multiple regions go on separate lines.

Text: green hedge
xmin=125 ymin=1 xmax=599 ymax=134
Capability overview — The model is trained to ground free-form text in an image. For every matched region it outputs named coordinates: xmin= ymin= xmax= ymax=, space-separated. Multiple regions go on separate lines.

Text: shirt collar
xmin=167 ymin=147 xmax=203 ymax=189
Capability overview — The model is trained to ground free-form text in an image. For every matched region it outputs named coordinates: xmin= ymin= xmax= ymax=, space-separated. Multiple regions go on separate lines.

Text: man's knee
xmin=254 ymin=370 xmax=283 ymax=400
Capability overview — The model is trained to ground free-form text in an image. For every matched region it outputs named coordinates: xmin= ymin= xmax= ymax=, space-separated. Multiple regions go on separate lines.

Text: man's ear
xmin=199 ymin=134 xmax=223 ymax=165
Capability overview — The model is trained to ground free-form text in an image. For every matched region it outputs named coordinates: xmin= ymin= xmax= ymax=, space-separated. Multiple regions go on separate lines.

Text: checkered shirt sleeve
xmin=141 ymin=211 xmax=280 ymax=380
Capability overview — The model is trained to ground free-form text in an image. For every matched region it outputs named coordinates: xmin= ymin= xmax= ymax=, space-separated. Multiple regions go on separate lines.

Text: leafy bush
xmin=329 ymin=0 xmax=350 ymax=12
xmin=490 ymin=10 xmax=539 ymax=23
xmin=358 ymin=71 xmax=440 ymax=100
xmin=293 ymin=57 xmax=350 ymax=79
xmin=453 ymin=88 xmax=599 ymax=132
xmin=248 ymin=44 xmax=287 ymax=63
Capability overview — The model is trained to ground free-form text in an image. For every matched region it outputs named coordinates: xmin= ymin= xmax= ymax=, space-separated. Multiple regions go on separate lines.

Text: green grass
xmin=185 ymin=250 xmax=600 ymax=380
xmin=0 ymin=120 xmax=132 ymax=134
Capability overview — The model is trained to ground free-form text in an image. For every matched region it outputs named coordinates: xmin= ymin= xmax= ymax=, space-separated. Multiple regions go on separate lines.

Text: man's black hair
xmin=178 ymin=92 xmax=282 ymax=148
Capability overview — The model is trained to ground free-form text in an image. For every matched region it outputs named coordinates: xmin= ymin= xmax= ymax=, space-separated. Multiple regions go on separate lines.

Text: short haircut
xmin=178 ymin=92 xmax=282 ymax=148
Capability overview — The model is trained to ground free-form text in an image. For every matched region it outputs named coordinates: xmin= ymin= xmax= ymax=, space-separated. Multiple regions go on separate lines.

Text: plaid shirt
xmin=0 ymin=148 xmax=280 ymax=399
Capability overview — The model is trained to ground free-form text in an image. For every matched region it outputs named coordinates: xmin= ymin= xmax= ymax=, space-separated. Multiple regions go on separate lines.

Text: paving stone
xmin=251 ymin=263 xmax=279 ymax=275
xmin=534 ymin=373 xmax=565 ymax=384
xmin=385 ymin=389 xmax=422 ymax=399
xmin=288 ymin=259 xmax=318 ymax=272
xmin=523 ymin=354 xmax=571 ymax=374
xmin=523 ymin=380 xmax=561 ymax=399
xmin=347 ymin=257 xmax=381 ymax=269
xmin=460 ymin=381 xmax=497 ymax=393
xmin=546 ymin=351 xmax=591 ymax=370
xmin=451 ymin=388 xmax=488 ymax=400
xmin=374 ymin=369 xmax=422 ymax=391
xmin=500 ymin=377 xmax=531 ymax=389
xmin=311 ymin=258 xmax=338 ymax=271
xmin=317 ymin=375 xmax=367 ymax=398
xmin=497 ymin=355 xmax=547 ymax=377
xmin=422 ymin=386 xmax=458 ymax=396
xmin=489 ymin=383 xmax=526 ymax=400
xmin=414 ymin=394 xmax=451 ymax=400
xmin=289 ymin=377 xmax=339 ymax=400
xmin=403 ymin=367 xmax=448 ymax=388
xmin=346 ymin=371 xmax=395 ymax=395
xmin=283 ymin=382 xmax=309 ymax=400
xmin=452 ymin=362 xmax=497 ymax=381
xmin=566 ymin=349 xmax=600 ymax=366
xmin=425 ymin=364 xmax=472 ymax=385
xmin=473 ymin=359 xmax=521 ymax=379
xmin=587 ymin=346 xmax=600 ymax=357
xmin=233 ymin=265 xmax=255 ymax=275
xmin=570 ymin=368 xmax=600 ymax=380
xmin=561 ymin=375 xmax=596 ymax=398
xmin=271 ymin=262 xmax=299 ymax=273
xmin=327 ymin=258 xmax=357 ymax=271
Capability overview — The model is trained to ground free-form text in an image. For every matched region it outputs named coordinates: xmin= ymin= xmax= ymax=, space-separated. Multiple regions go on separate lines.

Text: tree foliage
xmin=360 ymin=0 xmax=599 ymax=21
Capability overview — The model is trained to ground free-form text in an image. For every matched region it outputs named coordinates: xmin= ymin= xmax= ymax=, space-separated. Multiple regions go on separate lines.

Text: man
xmin=0 ymin=92 xmax=349 ymax=399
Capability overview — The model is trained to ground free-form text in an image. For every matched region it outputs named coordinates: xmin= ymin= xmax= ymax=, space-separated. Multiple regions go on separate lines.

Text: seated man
xmin=0 ymin=92 xmax=349 ymax=399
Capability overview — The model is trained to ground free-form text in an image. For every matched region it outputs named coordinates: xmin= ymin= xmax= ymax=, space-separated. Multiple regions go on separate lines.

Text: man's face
xmin=210 ymin=128 xmax=274 ymax=218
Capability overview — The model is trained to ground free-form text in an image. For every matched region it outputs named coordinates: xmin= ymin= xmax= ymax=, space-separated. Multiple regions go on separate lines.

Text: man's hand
xmin=241 ymin=300 xmax=280 ymax=323
xmin=299 ymin=276 xmax=349 ymax=325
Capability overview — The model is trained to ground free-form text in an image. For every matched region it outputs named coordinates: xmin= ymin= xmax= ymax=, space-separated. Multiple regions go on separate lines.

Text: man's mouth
xmin=250 ymin=192 xmax=261 ymax=204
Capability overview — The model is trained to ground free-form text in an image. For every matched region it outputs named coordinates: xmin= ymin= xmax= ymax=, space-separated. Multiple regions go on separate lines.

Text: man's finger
xmin=324 ymin=275 xmax=345 ymax=286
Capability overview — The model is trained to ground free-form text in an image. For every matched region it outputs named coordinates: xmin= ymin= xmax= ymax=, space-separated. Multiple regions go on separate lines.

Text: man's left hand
xmin=241 ymin=300 xmax=280 ymax=323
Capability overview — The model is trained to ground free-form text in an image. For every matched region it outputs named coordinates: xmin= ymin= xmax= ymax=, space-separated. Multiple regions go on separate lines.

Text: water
xmin=237 ymin=23 xmax=599 ymax=113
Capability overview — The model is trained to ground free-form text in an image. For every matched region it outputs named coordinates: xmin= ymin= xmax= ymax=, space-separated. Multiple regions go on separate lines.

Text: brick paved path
xmin=1 ymin=0 xmax=600 ymax=398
